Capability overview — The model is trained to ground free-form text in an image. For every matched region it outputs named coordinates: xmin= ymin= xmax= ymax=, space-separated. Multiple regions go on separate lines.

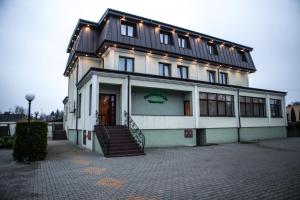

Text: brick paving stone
xmin=0 ymin=138 xmax=300 ymax=199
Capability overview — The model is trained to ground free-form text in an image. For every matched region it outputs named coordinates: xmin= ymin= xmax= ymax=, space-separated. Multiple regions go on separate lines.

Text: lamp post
xmin=25 ymin=93 xmax=35 ymax=163
xmin=25 ymin=94 xmax=35 ymax=124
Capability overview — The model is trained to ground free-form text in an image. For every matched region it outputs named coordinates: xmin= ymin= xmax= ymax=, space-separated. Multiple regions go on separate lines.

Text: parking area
xmin=0 ymin=138 xmax=300 ymax=200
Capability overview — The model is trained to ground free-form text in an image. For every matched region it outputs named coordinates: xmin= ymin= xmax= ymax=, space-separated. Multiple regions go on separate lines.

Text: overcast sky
xmin=0 ymin=0 xmax=299 ymax=113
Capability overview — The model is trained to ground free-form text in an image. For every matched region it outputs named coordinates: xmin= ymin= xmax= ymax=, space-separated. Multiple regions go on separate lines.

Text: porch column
xmin=282 ymin=95 xmax=287 ymax=126
xmin=91 ymin=74 xmax=98 ymax=129
xmin=121 ymin=76 xmax=129 ymax=125
xmin=266 ymin=94 xmax=271 ymax=126
xmin=193 ymin=85 xmax=199 ymax=128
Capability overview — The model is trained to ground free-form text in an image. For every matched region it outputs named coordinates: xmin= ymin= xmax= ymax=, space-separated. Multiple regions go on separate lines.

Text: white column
xmin=266 ymin=94 xmax=271 ymax=126
xmin=91 ymin=74 xmax=98 ymax=129
xmin=121 ymin=77 xmax=128 ymax=125
xmin=235 ymin=89 xmax=240 ymax=128
xmin=282 ymin=95 xmax=288 ymax=126
xmin=193 ymin=85 xmax=199 ymax=128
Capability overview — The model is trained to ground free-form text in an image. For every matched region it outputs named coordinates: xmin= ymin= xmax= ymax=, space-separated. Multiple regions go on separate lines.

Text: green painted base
xmin=240 ymin=127 xmax=287 ymax=141
xmin=142 ymin=129 xmax=196 ymax=148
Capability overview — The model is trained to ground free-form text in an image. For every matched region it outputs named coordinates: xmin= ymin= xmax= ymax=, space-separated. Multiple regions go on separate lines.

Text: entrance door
xmin=99 ymin=94 xmax=116 ymax=126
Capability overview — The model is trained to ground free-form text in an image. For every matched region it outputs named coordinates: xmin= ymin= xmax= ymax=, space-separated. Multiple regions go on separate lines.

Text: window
xmin=240 ymin=96 xmax=266 ymax=117
xmin=159 ymin=63 xmax=171 ymax=77
xmin=270 ymin=99 xmax=282 ymax=118
xmin=77 ymin=93 xmax=81 ymax=118
xmin=89 ymin=84 xmax=92 ymax=116
xmin=178 ymin=36 xmax=189 ymax=48
xmin=207 ymin=42 xmax=218 ymax=55
xmin=208 ymin=70 xmax=216 ymax=83
xmin=177 ymin=65 xmax=188 ymax=79
xmin=200 ymin=92 xmax=234 ymax=116
xmin=220 ymin=72 xmax=228 ymax=85
xmin=119 ymin=57 xmax=134 ymax=72
xmin=184 ymin=100 xmax=191 ymax=116
xmin=121 ymin=21 xmax=136 ymax=37
xmin=238 ymin=51 xmax=247 ymax=62
xmin=160 ymin=31 xmax=172 ymax=44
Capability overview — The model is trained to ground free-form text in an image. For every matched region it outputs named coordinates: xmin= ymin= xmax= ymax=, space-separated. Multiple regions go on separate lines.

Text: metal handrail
xmin=95 ymin=111 xmax=111 ymax=155
xmin=124 ymin=111 xmax=145 ymax=151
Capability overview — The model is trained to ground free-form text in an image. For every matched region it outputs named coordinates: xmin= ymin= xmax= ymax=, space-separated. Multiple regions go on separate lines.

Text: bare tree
xmin=14 ymin=106 xmax=26 ymax=115
xmin=34 ymin=111 xmax=39 ymax=119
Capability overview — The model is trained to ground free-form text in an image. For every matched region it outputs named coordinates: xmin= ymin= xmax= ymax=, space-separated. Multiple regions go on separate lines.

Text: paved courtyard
xmin=0 ymin=138 xmax=300 ymax=200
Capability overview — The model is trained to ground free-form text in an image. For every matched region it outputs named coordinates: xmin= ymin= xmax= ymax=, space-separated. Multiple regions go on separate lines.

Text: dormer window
xmin=160 ymin=31 xmax=172 ymax=45
xmin=207 ymin=42 xmax=218 ymax=55
xmin=121 ymin=21 xmax=136 ymax=37
xmin=178 ymin=36 xmax=189 ymax=48
xmin=238 ymin=50 xmax=248 ymax=62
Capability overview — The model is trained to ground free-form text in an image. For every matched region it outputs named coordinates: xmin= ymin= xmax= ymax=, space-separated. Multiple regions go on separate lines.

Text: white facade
xmin=65 ymin=47 xmax=287 ymax=150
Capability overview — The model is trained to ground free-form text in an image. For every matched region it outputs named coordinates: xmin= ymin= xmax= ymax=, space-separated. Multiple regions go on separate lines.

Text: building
xmin=64 ymin=9 xmax=287 ymax=157
xmin=286 ymin=103 xmax=300 ymax=122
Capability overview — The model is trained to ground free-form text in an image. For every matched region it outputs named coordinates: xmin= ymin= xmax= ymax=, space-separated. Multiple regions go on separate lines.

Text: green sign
xmin=144 ymin=93 xmax=168 ymax=104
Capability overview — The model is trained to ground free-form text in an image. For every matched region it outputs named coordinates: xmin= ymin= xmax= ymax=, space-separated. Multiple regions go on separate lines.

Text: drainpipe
xmin=127 ymin=75 xmax=130 ymax=127
xmin=237 ymin=88 xmax=241 ymax=142
xmin=76 ymin=63 xmax=79 ymax=145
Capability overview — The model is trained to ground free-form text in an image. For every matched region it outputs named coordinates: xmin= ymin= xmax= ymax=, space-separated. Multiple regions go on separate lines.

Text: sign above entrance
xmin=144 ymin=93 xmax=168 ymax=104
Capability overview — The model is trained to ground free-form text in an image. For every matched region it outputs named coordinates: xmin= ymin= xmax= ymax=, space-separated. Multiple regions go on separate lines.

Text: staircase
xmin=95 ymin=125 xmax=145 ymax=157
xmin=52 ymin=124 xmax=67 ymax=140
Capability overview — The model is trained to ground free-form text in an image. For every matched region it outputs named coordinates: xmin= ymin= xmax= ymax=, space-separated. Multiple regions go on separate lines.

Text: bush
xmin=0 ymin=136 xmax=14 ymax=149
xmin=13 ymin=120 xmax=48 ymax=162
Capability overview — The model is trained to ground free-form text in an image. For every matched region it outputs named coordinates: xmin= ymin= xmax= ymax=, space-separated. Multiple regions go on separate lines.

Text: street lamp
xmin=25 ymin=93 xmax=35 ymax=123
xmin=25 ymin=93 xmax=35 ymax=163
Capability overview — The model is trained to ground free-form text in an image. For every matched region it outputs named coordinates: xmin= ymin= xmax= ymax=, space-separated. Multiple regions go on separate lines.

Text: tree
xmin=14 ymin=106 xmax=26 ymax=115
xmin=291 ymin=107 xmax=296 ymax=122
xmin=34 ymin=111 xmax=39 ymax=119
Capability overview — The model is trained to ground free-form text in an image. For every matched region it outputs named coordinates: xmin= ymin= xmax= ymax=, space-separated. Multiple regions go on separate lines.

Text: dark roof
xmin=63 ymin=96 xmax=68 ymax=104
xmin=0 ymin=114 xmax=25 ymax=122
xmin=77 ymin=67 xmax=287 ymax=96
xmin=65 ymin=8 xmax=257 ymax=76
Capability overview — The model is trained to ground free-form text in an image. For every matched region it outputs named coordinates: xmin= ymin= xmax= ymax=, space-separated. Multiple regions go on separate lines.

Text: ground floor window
xmin=270 ymin=99 xmax=282 ymax=118
xmin=200 ymin=92 xmax=234 ymax=116
xmin=240 ymin=96 xmax=266 ymax=117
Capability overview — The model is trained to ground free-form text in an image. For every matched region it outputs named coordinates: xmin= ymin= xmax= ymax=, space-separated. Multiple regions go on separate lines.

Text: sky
xmin=0 ymin=0 xmax=299 ymax=114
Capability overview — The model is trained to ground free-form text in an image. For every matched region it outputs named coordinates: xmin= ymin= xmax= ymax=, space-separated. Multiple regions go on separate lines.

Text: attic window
xmin=207 ymin=42 xmax=218 ymax=55
xmin=160 ymin=31 xmax=173 ymax=45
xmin=121 ymin=21 xmax=136 ymax=37
xmin=178 ymin=35 xmax=189 ymax=48
xmin=238 ymin=50 xmax=248 ymax=62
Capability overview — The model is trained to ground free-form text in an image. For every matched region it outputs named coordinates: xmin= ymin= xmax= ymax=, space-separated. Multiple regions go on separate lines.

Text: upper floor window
xmin=159 ymin=63 xmax=171 ymax=77
xmin=178 ymin=36 xmax=189 ymax=48
xmin=200 ymin=92 xmax=234 ymax=117
xmin=77 ymin=93 xmax=81 ymax=118
xmin=240 ymin=96 xmax=266 ymax=117
xmin=119 ymin=56 xmax=134 ymax=72
xmin=177 ymin=65 xmax=188 ymax=79
xmin=207 ymin=42 xmax=218 ymax=55
xmin=220 ymin=72 xmax=228 ymax=85
xmin=270 ymin=99 xmax=282 ymax=118
xmin=238 ymin=50 xmax=248 ymax=62
xmin=160 ymin=31 xmax=172 ymax=45
xmin=208 ymin=70 xmax=216 ymax=83
xmin=121 ymin=21 xmax=136 ymax=37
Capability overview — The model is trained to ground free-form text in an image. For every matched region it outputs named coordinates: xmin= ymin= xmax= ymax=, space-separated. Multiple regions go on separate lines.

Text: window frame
xmin=159 ymin=62 xmax=171 ymax=77
xmin=160 ymin=31 xmax=172 ymax=45
xmin=208 ymin=70 xmax=216 ymax=83
xmin=270 ymin=99 xmax=282 ymax=118
xmin=178 ymin=35 xmax=189 ymax=48
xmin=119 ymin=56 xmax=134 ymax=72
xmin=177 ymin=65 xmax=189 ymax=79
xmin=89 ymin=84 xmax=92 ymax=116
xmin=207 ymin=42 xmax=218 ymax=55
xmin=200 ymin=92 xmax=235 ymax=117
xmin=239 ymin=96 xmax=266 ymax=118
xmin=220 ymin=72 xmax=228 ymax=85
xmin=238 ymin=50 xmax=248 ymax=62
xmin=120 ymin=21 xmax=136 ymax=37
xmin=77 ymin=93 xmax=82 ymax=118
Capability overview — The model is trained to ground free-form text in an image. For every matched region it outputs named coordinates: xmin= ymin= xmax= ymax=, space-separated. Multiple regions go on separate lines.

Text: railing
xmin=124 ymin=111 xmax=145 ymax=151
xmin=95 ymin=111 xmax=110 ymax=155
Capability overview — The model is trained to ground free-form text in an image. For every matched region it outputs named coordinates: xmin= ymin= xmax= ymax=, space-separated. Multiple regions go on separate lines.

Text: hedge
xmin=0 ymin=136 xmax=14 ymax=149
xmin=13 ymin=120 xmax=48 ymax=162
